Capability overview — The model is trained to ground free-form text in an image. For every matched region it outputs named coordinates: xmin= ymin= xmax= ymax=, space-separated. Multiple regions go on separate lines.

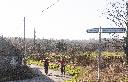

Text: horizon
xmin=1 ymin=34 xmax=125 ymax=41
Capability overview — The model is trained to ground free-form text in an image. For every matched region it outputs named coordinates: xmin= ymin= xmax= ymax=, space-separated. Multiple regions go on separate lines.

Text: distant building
xmin=0 ymin=36 xmax=23 ymax=70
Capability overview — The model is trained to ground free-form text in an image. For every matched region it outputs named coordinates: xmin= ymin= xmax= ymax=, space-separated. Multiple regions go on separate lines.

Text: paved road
xmin=7 ymin=64 xmax=72 ymax=82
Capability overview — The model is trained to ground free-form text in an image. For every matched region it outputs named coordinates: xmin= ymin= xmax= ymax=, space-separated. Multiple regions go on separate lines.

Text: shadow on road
xmin=28 ymin=66 xmax=55 ymax=82
xmin=6 ymin=65 xmax=55 ymax=82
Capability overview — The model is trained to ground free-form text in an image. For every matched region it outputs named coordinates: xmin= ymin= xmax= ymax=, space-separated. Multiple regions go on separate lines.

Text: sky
xmin=0 ymin=0 xmax=126 ymax=40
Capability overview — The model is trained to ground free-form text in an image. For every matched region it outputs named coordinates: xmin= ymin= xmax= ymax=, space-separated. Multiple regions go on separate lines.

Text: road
xmin=7 ymin=64 xmax=72 ymax=82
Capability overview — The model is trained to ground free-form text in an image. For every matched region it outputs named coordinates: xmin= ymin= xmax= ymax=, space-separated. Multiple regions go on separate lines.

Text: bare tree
xmin=104 ymin=0 xmax=128 ymax=64
xmin=104 ymin=0 xmax=127 ymax=27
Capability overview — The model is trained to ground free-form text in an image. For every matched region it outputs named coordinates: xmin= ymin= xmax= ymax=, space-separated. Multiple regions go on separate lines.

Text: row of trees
xmin=2 ymin=36 xmax=123 ymax=64
xmin=5 ymin=37 xmax=124 ymax=55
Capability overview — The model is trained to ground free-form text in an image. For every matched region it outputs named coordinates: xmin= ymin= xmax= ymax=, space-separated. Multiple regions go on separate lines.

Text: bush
xmin=27 ymin=59 xmax=43 ymax=66
xmin=65 ymin=65 xmax=81 ymax=82
xmin=49 ymin=63 xmax=59 ymax=70
xmin=0 ymin=65 xmax=35 ymax=82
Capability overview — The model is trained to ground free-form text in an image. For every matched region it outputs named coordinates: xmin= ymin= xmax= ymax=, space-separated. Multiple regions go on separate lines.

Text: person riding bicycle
xmin=44 ymin=58 xmax=49 ymax=75
xmin=59 ymin=58 xmax=66 ymax=75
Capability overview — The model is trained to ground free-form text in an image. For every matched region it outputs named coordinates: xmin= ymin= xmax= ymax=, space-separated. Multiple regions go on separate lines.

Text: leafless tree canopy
xmin=104 ymin=0 xmax=127 ymax=28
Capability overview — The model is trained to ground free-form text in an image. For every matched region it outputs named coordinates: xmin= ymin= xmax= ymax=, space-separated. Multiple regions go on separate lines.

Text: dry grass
xmin=77 ymin=58 xmax=128 ymax=82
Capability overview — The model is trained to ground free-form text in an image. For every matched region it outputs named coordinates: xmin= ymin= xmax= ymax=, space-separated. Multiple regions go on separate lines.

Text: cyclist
xmin=44 ymin=58 xmax=49 ymax=75
xmin=59 ymin=58 xmax=66 ymax=75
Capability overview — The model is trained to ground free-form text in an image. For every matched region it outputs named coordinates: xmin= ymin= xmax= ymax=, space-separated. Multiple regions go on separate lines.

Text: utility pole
xmin=24 ymin=17 xmax=26 ymax=56
xmin=1 ymin=35 xmax=3 ymax=55
xmin=23 ymin=17 xmax=26 ymax=65
xmin=34 ymin=27 xmax=36 ymax=53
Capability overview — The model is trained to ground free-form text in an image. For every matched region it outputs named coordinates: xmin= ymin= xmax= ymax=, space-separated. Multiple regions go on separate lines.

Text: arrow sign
xmin=102 ymin=28 xmax=126 ymax=33
xmin=86 ymin=28 xmax=99 ymax=33
xmin=87 ymin=28 xmax=126 ymax=33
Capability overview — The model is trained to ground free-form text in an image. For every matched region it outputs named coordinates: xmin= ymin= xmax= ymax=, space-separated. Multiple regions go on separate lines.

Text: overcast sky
xmin=0 ymin=0 xmax=125 ymax=40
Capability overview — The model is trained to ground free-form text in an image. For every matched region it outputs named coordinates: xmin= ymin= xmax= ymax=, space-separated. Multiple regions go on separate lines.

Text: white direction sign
xmin=86 ymin=28 xmax=126 ymax=33
xmin=102 ymin=28 xmax=126 ymax=33
xmin=86 ymin=28 xmax=99 ymax=33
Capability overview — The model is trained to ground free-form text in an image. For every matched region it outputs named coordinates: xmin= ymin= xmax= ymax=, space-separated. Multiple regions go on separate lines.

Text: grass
xmin=102 ymin=51 xmax=124 ymax=57
xmin=49 ymin=63 xmax=59 ymax=70
xmin=27 ymin=59 xmax=43 ymax=66
xmin=84 ymin=51 xmax=124 ymax=58
xmin=27 ymin=59 xmax=59 ymax=70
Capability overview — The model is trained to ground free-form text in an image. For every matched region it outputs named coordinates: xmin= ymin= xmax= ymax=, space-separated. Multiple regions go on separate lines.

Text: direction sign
xmin=102 ymin=28 xmax=126 ymax=33
xmin=86 ymin=28 xmax=126 ymax=33
xmin=86 ymin=28 xmax=99 ymax=33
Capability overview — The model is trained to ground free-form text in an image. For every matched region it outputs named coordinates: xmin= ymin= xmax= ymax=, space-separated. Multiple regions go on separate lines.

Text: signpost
xmin=87 ymin=28 xmax=126 ymax=33
xmin=86 ymin=27 xmax=126 ymax=81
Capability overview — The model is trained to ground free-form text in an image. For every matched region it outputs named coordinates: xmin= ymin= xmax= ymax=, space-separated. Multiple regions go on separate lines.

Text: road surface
xmin=7 ymin=64 xmax=72 ymax=82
